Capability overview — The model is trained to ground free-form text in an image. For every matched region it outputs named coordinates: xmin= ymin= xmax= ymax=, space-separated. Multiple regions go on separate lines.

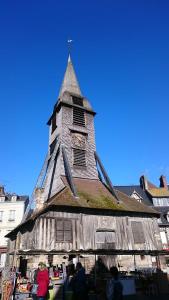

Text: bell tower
xmin=34 ymin=55 xmax=99 ymax=204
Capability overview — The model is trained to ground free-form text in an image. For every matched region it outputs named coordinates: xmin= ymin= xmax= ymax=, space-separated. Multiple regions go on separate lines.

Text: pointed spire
xmin=59 ymin=55 xmax=82 ymax=97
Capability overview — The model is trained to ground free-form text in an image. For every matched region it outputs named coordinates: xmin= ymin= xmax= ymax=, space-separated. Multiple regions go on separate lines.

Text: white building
xmin=0 ymin=186 xmax=28 ymax=268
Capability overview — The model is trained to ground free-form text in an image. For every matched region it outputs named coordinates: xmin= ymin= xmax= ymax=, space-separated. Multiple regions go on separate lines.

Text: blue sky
xmin=0 ymin=0 xmax=169 ymax=196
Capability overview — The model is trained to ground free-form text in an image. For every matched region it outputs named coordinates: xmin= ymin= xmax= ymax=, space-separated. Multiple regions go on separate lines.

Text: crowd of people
xmin=31 ymin=261 xmax=123 ymax=300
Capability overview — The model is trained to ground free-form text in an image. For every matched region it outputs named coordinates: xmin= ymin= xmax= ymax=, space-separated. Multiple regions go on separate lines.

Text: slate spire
xmin=59 ymin=54 xmax=82 ymax=97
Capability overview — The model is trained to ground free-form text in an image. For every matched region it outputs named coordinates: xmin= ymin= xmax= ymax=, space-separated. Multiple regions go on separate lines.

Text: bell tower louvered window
xmin=131 ymin=221 xmax=145 ymax=244
xmin=72 ymin=96 xmax=83 ymax=107
xmin=73 ymin=148 xmax=86 ymax=167
xmin=73 ymin=107 xmax=85 ymax=127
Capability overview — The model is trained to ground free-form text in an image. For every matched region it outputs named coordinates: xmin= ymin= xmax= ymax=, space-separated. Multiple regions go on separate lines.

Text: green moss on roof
xmin=77 ymin=190 xmax=123 ymax=210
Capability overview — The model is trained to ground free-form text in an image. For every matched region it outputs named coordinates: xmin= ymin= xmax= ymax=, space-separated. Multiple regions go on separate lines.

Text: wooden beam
xmin=62 ymin=145 xmax=78 ymax=197
xmin=95 ymin=152 xmax=120 ymax=203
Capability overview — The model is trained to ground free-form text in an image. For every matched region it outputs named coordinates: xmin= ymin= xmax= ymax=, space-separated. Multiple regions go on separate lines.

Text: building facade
xmin=0 ymin=186 xmax=28 ymax=268
xmin=116 ymin=175 xmax=169 ymax=269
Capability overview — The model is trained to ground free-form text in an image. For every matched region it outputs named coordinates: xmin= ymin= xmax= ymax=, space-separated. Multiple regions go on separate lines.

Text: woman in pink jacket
xmin=36 ymin=262 xmax=49 ymax=300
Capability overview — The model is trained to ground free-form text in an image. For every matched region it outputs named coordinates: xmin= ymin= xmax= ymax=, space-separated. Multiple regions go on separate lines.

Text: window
xmin=131 ymin=221 xmax=145 ymax=244
xmin=160 ymin=231 xmax=167 ymax=246
xmin=96 ymin=230 xmax=116 ymax=249
xmin=167 ymin=213 xmax=169 ymax=223
xmin=153 ymin=198 xmax=169 ymax=206
xmin=0 ymin=211 xmax=3 ymax=222
xmin=56 ymin=219 xmax=72 ymax=242
xmin=9 ymin=210 xmax=15 ymax=221
xmin=130 ymin=191 xmax=142 ymax=203
xmin=73 ymin=107 xmax=85 ymax=126
xmin=0 ymin=197 xmax=5 ymax=202
xmin=51 ymin=113 xmax=56 ymax=133
xmin=50 ymin=138 xmax=56 ymax=155
xmin=73 ymin=148 xmax=86 ymax=167
xmin=72 ymin=96 xmax=83 ymax=107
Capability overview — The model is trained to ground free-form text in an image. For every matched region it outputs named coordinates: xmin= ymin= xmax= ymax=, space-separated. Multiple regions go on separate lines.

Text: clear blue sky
xmin=0 ymin=0 xmax=169 ymax=196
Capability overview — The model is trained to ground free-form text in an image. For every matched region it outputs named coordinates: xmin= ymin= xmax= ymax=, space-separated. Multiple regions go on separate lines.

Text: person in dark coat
xmin=106 ymin=266 xmax=123 ymax=300
xmin=73 ymin=262 xmax=87 ymax=300
xmin=36 ymin=262 xmax=49 ymax=300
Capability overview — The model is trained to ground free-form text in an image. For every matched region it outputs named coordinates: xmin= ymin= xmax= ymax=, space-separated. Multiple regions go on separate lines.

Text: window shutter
xmin=73 ymin=107 xmax=85 ymax=126
xmin=56 ymin=220 xmax=64 ymax=241
xmin=131 ymin=221 xmax=145 ymax=244
xmin=64 ymin=220 xmax=72 ymax=241
xmin=73 ymin=149 xmax=86 ymax=167
xmin=64 ymin=220 xmax=72 ymax=230
xmin=56 ymin=231 xmax=64 ymax=241
xmin=56 ymin=219 xmax=72 ymax=242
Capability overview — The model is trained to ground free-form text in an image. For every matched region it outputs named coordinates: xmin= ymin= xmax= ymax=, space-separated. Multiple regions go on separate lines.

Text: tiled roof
xmin=6 ymin=177 xmax=159 ymax=239
xmin=114 ymin=185 xmax=152 ymax=206
xmin=46 ymin=177 xmax=158 ymax=215
xmin=147 ymin=180 xmax=157 ymax=189
xmin=147 ymin=188 xmax=169 ymax=197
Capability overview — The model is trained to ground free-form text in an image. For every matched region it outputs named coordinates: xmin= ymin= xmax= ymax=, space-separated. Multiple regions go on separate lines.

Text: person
xmin=36 ymin=262 xmax=49 ymax=300
xmin=73 ymin=262 xmax=87 ymax=300
xmin=64 ymin=264 xmax=75 ymax=300
xmin=106 ymin=266 xmax=123 ymax=300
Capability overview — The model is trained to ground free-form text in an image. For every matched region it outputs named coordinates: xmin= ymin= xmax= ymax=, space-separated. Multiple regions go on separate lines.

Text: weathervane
xmin=67 ymin=39 xmax=73 ymax=55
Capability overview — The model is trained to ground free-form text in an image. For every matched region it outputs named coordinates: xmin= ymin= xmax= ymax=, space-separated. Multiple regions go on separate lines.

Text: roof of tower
xmin=59 ymin=54 xmax=82 ymax=97
xmin=47 ymin=56 xmax=95 ymax=125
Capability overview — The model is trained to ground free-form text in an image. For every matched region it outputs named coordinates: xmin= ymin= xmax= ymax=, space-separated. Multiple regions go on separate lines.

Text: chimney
xmin=34 ymin=187 xmax=45 ymax=210
xmin=140 ymin=175 xmax=148 ymax=191
xmin=0 ymin=186 xmax=5 ymax=195
xmin=159 ymin=175 xmax=168 ymax=189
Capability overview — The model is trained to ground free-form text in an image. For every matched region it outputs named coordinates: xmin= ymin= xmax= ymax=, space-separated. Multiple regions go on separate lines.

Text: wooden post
xmin=62 ymin=145 xmax=78 ymax=197
xmin=134 ymin=255 xmax=136 ymax=271
xmin=94 ymin=254 xmax=97 ymax=287
xmin=94 ymin=152 xmax=120 ymax=203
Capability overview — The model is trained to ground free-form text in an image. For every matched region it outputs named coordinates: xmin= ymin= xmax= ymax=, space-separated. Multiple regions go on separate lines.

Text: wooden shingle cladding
xmin=14 ymin=211 xmax=162 ymax=254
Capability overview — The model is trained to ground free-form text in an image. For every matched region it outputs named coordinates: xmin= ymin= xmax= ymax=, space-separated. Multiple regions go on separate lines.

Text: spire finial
xmin=67 ymin=39 xmax=73 ymax=57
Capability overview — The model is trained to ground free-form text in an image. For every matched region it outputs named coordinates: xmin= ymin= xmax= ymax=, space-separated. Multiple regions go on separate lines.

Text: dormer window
xmin=51 ymin=113 xmax=56 ymax=133
xmin=130 ymin=191 xmax=142 ymax=203
xmin=73 ymin=107 xmax=85 ymax=127
xmin=72 ymin=96 xmax=83 ymax=107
